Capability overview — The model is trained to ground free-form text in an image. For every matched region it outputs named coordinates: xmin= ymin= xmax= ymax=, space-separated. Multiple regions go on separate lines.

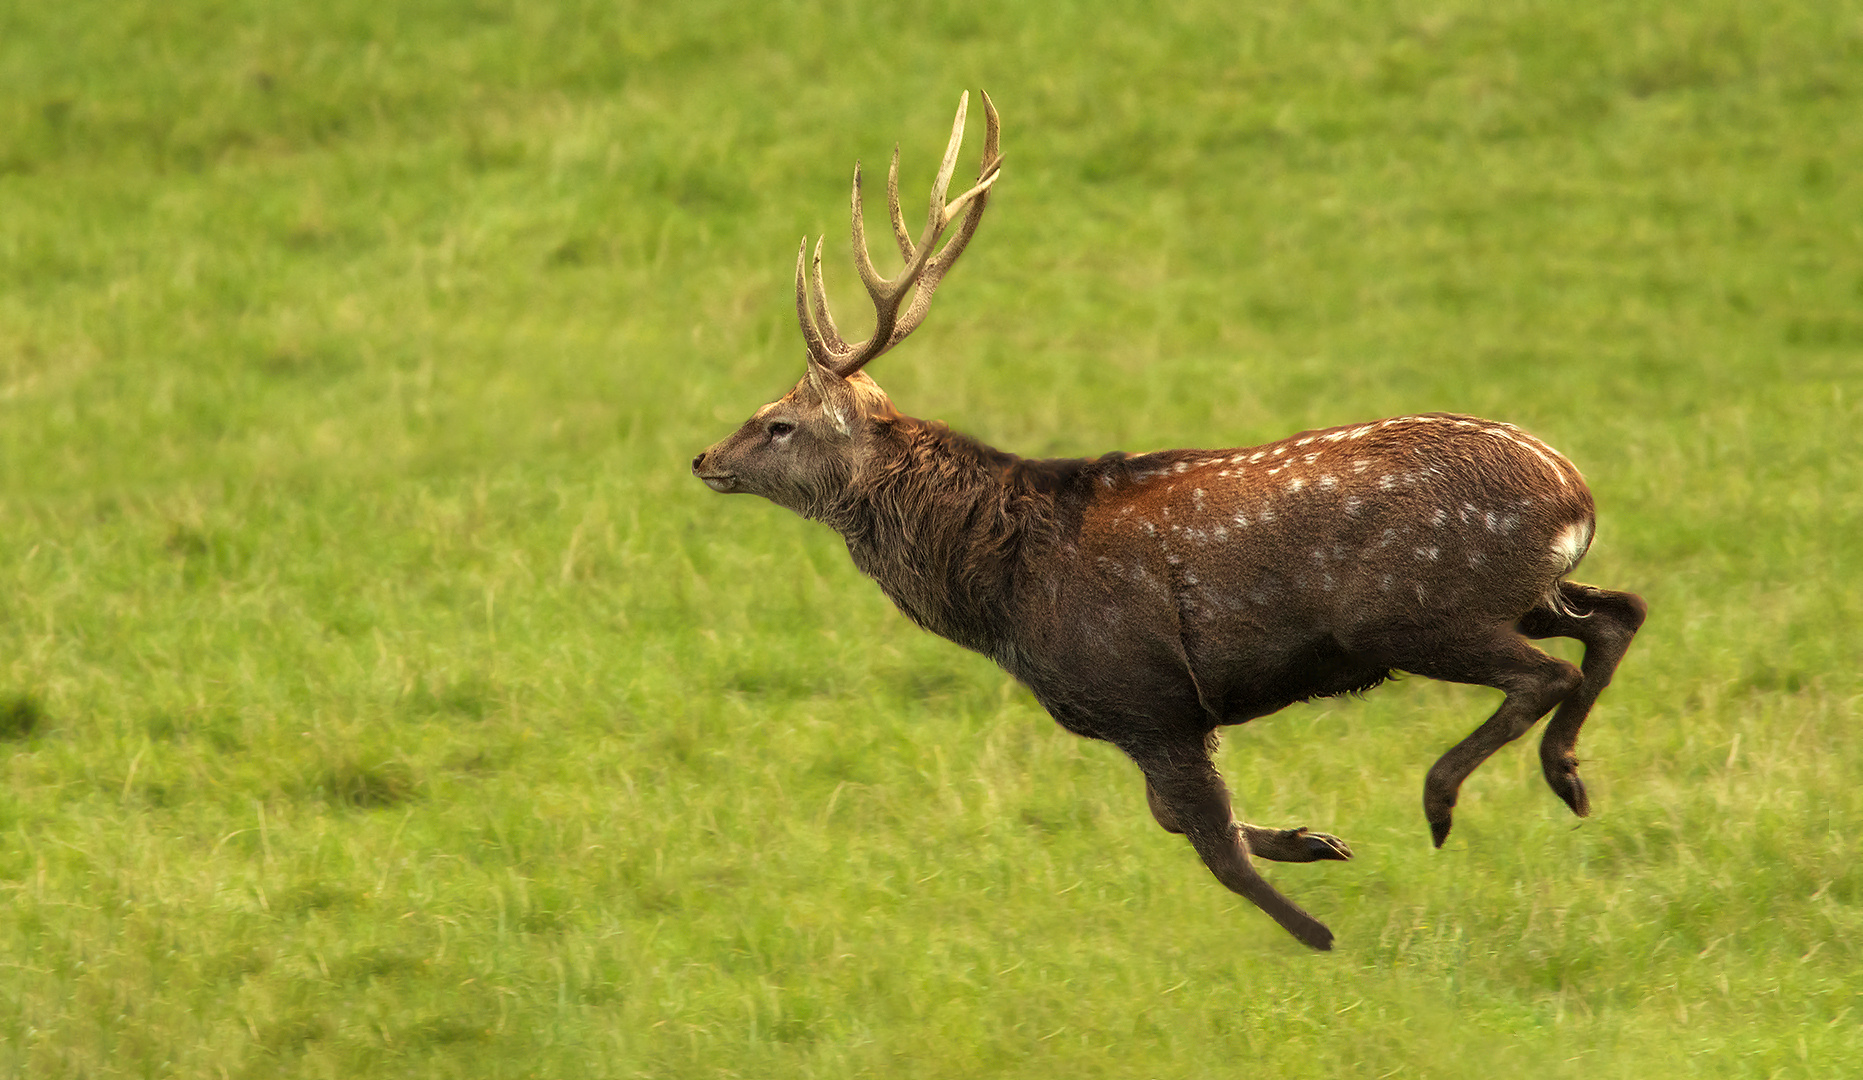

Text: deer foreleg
xmin=1145 ymin=779 xmax=1351 ymax=861
xmin=1134 ymin=750 xmax=1336 ymax=950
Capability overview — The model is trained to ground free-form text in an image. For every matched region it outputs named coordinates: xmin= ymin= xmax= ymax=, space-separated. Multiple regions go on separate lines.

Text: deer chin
xmin=695 ymin=472 xmax=737 ymax=493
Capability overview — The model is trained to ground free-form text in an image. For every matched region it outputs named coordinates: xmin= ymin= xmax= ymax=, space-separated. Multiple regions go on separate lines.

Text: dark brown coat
xmin=692 ymin=93 xmax=1646 ymax=949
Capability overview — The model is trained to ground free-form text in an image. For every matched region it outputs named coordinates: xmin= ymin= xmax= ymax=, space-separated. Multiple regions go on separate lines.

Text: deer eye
xmin=767 ymin=420 xmax=796 ymax=439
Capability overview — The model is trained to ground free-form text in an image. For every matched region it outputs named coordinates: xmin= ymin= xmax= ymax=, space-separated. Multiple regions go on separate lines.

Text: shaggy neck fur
xmin=820 ymin=416 xmax=1088 ymax=655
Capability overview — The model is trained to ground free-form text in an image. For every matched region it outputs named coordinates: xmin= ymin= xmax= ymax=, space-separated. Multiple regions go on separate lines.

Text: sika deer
xmin=691 ymin=92 xmax=1646 ymax=950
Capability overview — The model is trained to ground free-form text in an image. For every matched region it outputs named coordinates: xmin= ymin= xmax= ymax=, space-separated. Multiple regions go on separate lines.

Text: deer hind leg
xmin=1518 ymin=582 xmax=1648 ymax=819
xmin=1146 ymin=779 xmax=1353 ymax=861
xmin=1401 ymin=630 xmax=1584 ymax=848
xmin=1131 ymin=745 xmax=1336 ymax=950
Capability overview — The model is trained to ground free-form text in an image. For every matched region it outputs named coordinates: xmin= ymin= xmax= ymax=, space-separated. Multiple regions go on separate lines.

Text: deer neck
xmin=821 ymin=416 xmax=1061 ymax=655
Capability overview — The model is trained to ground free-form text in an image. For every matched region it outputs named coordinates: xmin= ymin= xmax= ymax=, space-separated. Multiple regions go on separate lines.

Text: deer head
xmin=692 ymin=91 xmax=1002 ymax=519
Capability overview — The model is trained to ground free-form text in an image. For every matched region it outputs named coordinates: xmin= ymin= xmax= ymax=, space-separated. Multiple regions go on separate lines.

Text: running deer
xmin=690 ymin=92 xmax=1646 ymax=950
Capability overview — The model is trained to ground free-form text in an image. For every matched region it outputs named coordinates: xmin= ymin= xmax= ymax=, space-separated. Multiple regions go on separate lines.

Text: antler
xmin=796 ymin=90 xmax=1003 ymax=378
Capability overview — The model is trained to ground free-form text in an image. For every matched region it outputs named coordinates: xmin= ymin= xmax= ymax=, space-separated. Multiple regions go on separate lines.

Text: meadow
xmin=1 ymin=0 xmax=1859 ymax=1075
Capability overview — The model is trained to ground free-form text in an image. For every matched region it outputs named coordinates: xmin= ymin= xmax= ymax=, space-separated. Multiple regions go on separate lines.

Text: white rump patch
xmin=1550 ymin=520 xmax=1594 ymax=572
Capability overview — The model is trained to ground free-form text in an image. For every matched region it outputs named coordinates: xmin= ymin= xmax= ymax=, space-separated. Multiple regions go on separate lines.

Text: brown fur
xmin=691 ymin=95 xmax=1646 ymax=950
xmin=694 ymin=383 xmax=1646 ymax=951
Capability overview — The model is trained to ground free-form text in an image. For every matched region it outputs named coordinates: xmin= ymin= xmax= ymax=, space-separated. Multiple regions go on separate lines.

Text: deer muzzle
xmin=691 ymin=451 xmax=736 ymax=493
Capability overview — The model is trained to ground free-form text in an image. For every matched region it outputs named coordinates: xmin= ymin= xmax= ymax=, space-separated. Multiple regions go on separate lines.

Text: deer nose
xmin=691 ymin=452 xmax=706 ymax=473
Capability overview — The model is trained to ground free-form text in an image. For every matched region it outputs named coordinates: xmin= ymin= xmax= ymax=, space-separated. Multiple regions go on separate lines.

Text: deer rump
xmin=692 ymin=92 xmax=1647 ymax=951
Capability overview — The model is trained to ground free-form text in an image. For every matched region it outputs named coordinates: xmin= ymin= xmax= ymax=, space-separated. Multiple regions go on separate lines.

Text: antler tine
xmin=847 ymin=159 xmax=882 ymax=299
xmin=795 ymin=239 xmax=840 ymax=368
xmin=886 ymin=146 xmax=913 ymax=263
xmin=845 ymin=158 xmax=909 ymax=367
xmin=919 ymin=91 xmax=970 ymax=247
xmin=807 ymin=237 xmax=851 ymax=357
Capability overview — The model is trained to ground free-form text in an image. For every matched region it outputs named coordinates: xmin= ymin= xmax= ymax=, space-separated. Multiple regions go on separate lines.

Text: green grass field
xmin=2 ymin=1 xmax=1860 ymax=1075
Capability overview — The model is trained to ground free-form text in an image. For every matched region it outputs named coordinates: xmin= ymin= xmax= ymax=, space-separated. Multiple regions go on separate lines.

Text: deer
xmin=690 ymin=92 xmax=1647 ymax=950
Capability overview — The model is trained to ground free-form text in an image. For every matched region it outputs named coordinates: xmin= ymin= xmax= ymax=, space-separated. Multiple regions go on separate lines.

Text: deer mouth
xmin=691 ymin=450 xmax=737 ymax=492
xmin=692 ymin=467 xmax=737 ymax=493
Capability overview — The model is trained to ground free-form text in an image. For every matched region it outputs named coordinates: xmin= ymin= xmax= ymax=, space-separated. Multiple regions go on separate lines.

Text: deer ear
xmin=805 ymin=354 xmax=858 ymax=436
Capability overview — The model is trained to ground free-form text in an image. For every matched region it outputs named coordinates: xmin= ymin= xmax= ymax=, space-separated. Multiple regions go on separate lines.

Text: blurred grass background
xmin=1 ymin=0 xmax=1859 ymax=1076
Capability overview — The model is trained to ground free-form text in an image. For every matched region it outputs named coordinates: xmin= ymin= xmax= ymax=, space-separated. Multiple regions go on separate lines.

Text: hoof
xmin=1423 ymin=785 xmax=1457 ymax=848
xmin=1243 ymin=826 xmax=1354 ymax=862
xmin=1543 ymin=758 xmax=1592 ymax=818
xmin=1301 ymin=829 xmax=1353 ymax=861
xmin=1288 ymin=916 xmax=1335 ymax=952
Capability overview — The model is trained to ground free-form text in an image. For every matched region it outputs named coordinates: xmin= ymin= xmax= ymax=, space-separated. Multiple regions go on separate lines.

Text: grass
xmin=1 ymin=0 xmax=1860 ymax=1075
